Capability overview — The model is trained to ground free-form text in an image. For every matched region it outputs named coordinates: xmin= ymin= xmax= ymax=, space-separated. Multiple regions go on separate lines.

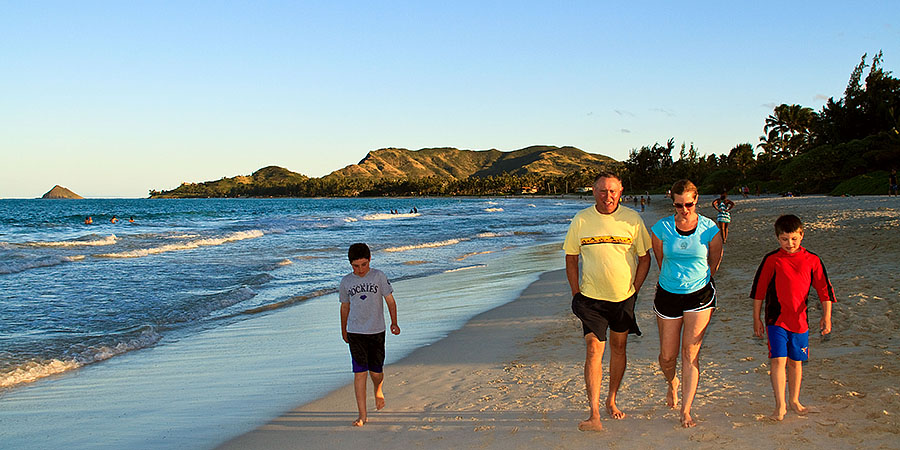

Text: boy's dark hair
xmin=348 ymin=243 xmax=371 ymax=262
xmin=774 ymin=214 xmax=803 ymax=235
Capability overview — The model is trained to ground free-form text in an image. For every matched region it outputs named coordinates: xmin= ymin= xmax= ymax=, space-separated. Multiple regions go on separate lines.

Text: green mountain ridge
xmin=150 ymin=146 xmax=620 ymax=198
xmin=325 ymin=145 xmax=615 ymax=179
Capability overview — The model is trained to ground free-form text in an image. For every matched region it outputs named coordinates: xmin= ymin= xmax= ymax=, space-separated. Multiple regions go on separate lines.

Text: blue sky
xmin=2 ymin=1 xmax=898 ymax=197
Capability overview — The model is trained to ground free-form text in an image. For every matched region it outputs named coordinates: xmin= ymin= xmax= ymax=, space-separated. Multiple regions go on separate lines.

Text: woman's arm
xmin=650 ymin=232 xmax=664 ymax=271
xmin=708 ymin=232 xmax=724 ymax=277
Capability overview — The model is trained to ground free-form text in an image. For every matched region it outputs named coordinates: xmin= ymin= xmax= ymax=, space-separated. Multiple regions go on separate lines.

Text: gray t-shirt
xmin=339 ymin=268 xmax=394 ymax=334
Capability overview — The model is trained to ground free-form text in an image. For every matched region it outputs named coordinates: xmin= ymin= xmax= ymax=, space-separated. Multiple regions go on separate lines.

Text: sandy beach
xmin=219 ymin=195 xmax=900 ymax=450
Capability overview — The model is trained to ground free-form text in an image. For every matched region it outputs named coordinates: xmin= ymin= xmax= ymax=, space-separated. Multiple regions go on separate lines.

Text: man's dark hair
xmin=774 ymin=215 xmax=803 ymax=235
xmin=348 ymin=243 xmax=371 ymax=262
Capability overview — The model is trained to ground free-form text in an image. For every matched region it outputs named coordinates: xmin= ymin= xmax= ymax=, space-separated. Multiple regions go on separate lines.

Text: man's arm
xmin=565 ymin=254 xmax=580 ymax=296
xmin=633 ymin=252 xmax=651 ymax=293
xmin=384 ymin=293 xmax=400 ymax=335
xmin=340 ymin=302 xmax=350 ymax=343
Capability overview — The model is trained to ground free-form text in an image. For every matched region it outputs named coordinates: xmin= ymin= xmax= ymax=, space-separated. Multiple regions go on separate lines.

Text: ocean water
xmin=0 ymin=196 xmax=601 ymax=448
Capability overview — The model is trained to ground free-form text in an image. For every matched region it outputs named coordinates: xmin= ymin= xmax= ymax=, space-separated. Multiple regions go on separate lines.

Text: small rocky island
xmin=41 ymin=185 xmax=84 ymax=199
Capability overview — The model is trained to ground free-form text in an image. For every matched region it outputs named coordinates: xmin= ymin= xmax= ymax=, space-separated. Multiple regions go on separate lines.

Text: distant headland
xmin=41 ymin=185 xmax=84 ymax=199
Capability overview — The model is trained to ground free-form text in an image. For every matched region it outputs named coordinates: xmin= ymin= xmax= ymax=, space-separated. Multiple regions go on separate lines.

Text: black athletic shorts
xmin=347 ymin=331 xmax=385 ymax=373
xmin=652 ymin=280 xmax=717 ymax=320
xmin=571 ymin=292 xmax=641 ymax=341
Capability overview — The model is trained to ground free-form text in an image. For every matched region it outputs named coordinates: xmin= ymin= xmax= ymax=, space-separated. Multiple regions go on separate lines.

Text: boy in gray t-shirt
xmin=339 ymin=243 xmax=400 ymax=427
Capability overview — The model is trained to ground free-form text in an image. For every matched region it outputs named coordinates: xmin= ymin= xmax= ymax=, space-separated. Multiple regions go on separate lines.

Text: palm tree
xmin=759 ymin=104 xmax=816 ymax=158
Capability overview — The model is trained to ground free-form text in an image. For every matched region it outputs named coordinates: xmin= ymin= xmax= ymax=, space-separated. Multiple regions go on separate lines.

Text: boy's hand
xmin=390 ymin=323 xmax=400 ymax=335
xmin=342 ymin=329 xmax=349 ymax=343
xmin=820 ymin=317 xmax=832 ymax=335
xmin=753 ymin=318 xmax=765 ymax=338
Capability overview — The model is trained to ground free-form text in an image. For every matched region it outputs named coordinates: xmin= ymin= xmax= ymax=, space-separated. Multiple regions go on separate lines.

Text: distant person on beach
xmin=563 ymin=172 xmax=652 ymax=431
xmin=640 ymin=196 xmax=645 ymax=212
xmin=84 ymin=216 xmax=93 ymax=225
xmin=339 ymin=243 xmax=400 ymax=427
xmin=750 ymin=214 xmax=835 ymax=421
xmin=711 ymin=193 xmax=735 ymax=243
xmin=890 ymin=169 xmax=898 ymax=196
xmin=650 ymin=179 xmax=723 ymax=428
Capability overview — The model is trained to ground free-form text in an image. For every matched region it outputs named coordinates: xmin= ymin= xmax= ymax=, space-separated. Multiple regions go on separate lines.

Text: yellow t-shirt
xmin=563 ymin=205 xmax=651 ymax=302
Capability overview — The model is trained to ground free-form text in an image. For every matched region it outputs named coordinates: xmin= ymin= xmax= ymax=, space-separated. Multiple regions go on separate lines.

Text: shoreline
xmin=219 ymin=195 xmax=900 ymax=449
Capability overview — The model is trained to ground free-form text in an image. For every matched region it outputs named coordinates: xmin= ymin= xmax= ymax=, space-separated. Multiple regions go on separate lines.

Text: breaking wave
xmin=97 ymin=230 xmax=264 ymax=258
xmin=383 ymin=238 xmax=464 ymax=253
xmin=28 ymin=234 xmax=118 ymax=247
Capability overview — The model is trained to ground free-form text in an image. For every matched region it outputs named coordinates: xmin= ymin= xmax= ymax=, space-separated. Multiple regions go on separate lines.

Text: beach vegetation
xmin=151 ymin=53 xmax=899 ymax=198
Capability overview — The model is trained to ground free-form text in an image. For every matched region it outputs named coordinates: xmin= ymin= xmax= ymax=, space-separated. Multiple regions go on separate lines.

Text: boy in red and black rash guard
xmin=750 ymin=214 xmax=835 ymax=421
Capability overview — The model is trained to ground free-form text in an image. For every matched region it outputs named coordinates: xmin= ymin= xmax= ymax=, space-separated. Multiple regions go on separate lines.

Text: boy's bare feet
xmin=681 ymin=411 xmax=697 ymax=428
xmin=375 ymin=394 xmax=385 ymax=410
xmin=790 ymin=401 xmax=808 ymax=415
xmin=606 ymin=401 xmax=625 ymax=419
xmin=578 ymin=416 xmax=604 ymax=431
xmin=666 ymin=378 xmax=680 ymax=409
xmin=352 ymin=417 xmax=367 ymax=427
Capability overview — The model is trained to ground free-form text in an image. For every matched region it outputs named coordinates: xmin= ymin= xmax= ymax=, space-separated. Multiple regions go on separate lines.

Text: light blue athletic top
xmin=651 ymin=215 xmax=719 ymax=294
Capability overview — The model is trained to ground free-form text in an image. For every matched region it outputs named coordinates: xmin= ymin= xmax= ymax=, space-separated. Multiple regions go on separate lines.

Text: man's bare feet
xmin=666 ymin=379 xmax=680 ymax=409
xmin=375 ymin=394 xmax=385 ymax=410
xmin=578 ymin=416 xmax=604 ymax=431
xmin=606 ymin=402 xmax=626 ymax=419
xmin=681 ymin=411 xmax=697 ymax=428
xmin=352 ymin=417 xmax=367 ymax=427
xmin=790 ymin=401 xmax=808 ymax=415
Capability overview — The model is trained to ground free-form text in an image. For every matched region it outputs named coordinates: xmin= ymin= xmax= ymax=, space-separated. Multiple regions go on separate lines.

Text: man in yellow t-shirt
xmin=563 ymin=172 xmax=651 ymax=431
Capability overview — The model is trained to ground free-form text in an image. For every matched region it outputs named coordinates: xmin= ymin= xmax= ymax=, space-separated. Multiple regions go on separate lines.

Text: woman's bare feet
xmin=375 ymin=394 xmax=385 ymax=410
xmin=790 ymin=401 xmax=808 ymax=415
xmin=771 ymin=406 xmax=787 ymax=421
xmin=578 ymin=416 xmax=604 ymax=431
xmin=681 ymin=411 xmax=697 ymax=428
xmin=666 ymin=378 xmax=680 ymax=409
xmin=352 ymin=417 xmax=367 ymax=427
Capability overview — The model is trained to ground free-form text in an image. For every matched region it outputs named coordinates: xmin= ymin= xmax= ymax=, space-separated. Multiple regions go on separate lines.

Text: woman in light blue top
xmin=650 ymin=179 xmax=723 ymax=428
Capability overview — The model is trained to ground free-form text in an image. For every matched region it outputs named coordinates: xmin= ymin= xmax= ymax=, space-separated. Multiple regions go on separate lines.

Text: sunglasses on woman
xmin=673 ymin=202 xmax=695 ymax=209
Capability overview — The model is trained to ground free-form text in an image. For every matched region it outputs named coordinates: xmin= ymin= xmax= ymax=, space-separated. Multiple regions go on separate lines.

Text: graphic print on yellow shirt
xmin=563 ymin=206 xmax=650 ymax=302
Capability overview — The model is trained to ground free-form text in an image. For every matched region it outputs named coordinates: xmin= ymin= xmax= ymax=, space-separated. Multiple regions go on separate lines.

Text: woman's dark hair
xmin=671 ymin=179 xmax=698 ymax=199
xmin=348 ymin=243 xmax=371 ymax=262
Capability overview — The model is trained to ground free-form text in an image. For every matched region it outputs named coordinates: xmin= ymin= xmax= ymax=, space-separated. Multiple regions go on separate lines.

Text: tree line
xmin=151 ymin=52 xmax=899 ymax=198
xmin=624 ymin=51 xmax=900 ymax=195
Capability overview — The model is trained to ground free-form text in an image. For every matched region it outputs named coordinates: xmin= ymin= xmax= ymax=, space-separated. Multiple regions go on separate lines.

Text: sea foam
xmin=0 ymin=327 xmax=161 ymax=390
xmin=28 ymin=234 xmax=118 ymax=247
xmin=97 ymin=230 xmax=264 ymax=258
xmin=382 ymin=238 xmax=464 ymax=253
xmin=362 ymin=212 xmax=421 ymax=220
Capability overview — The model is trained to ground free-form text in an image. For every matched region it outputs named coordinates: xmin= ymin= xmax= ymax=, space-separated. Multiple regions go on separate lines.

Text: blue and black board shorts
xmin=347 ymin=331 xmax=386 ymax=373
